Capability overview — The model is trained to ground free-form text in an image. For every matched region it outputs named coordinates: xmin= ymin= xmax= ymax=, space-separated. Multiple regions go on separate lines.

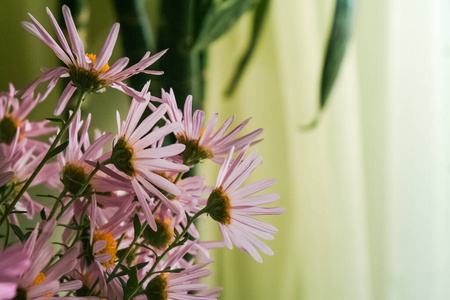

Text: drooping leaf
xmin=320 ymin=0 xmax=355 ymax=108
xmin=225 ymin=0 xmax=270 ymax=96
xmin=193 ymin=0 xmax=260 ymax=52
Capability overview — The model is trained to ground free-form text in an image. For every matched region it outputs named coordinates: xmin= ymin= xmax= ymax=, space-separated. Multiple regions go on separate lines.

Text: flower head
xmin=160 ymin=88 xmax=263 ymax=165
xmin=104 ymin=83 xmax=189 ymax=230
xmin=0 ymin=244 xmax=30 ymax=300
xmin=22 ymin=5 xmax=166 ymax=115
xmin=142 ymin=242 xmax=216 ymax=300
xmin=0 ymin=83 xmax=56 ymax=148
xmin=205 ymin=146 xmax=285 ymax=263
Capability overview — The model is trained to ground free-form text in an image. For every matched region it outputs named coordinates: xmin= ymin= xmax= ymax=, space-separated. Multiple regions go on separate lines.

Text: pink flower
xmin=0 ymin=83 xmax=56 ymax=149
xmin=140 ymin=242 xmax=216 ymax=300
xmin=22 ymin=5 xmax=166 ymax=115
xmin=57 ymin=111 xmax=113 ymax=196
xmin=17 ymin=220 xmax=85 ymax=299
xmin=205 ymin=146 xmax=285 ymax=263
xmin=160 ymin=88 xmax=263 ymax=165
xmin=0 ymin=244 xmax=30 ymax=300
xmin=0 ymin=133 xmax=58 ymax=222
xmin=103 ymin=83 xmax=189 ymax=230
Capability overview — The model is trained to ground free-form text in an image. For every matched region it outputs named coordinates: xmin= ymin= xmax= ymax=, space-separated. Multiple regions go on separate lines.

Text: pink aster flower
xmin=205 ymin=146 xmax=285 ymax=263
xmin=0 ymin=244 xmax=30 ymax=300
xmin=139 ymin=242 xmax=216 ymax=300
xmin=0 ymin=133 xmax=58 ymax=222
xmin=57 ymin=111 xmax=113 ymax=196
xmin=160 ymin=88 xmax=263 ymax=165
xmin=17 ymin=220 xmax=85 ymax=299
xmin=22 ymin=5 xmax=166 ymax=115
xmin=103 ymin=83 xmax=189 ymax=230
xmin=0 ymin=83 xmax=56 ymax=149
xmin=82 ymin=197 xmax=135 ymax=299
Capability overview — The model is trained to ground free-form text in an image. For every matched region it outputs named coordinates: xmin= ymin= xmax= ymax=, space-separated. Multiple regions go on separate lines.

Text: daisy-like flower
xmin=0 ymin=83 xmax=56 ymax=148
xmin=82 ymin=197 xmax=135 ymax=299
xmin=205 ymin=146 xmax=285 ymax=263
xmin=0 ymin=132 xmax=58 ymax=222
xmin=160 ymin=88 xmax=263 ymax=165
xmin=58 ymin=111 xmax=113 ymax=196
xmin=0 ymin=244 xmax=30 ymax=300
xmin=22 ymin=5 xmax=166 ymax=115
xmin=17 ymin=220 xmax=85 ymax=299
xmin=139 ymin=242 xmax=216 ymax=300
xmin=104 ymin=83 xmax=189 ymax=230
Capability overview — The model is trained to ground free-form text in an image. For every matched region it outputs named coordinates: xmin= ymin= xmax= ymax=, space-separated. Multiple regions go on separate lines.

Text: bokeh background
xmin=1 ymin=1 xmax=450 ymax=300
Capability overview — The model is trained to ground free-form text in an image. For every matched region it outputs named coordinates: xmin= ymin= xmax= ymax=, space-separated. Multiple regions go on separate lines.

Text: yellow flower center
xmin=86 ymin=53 xmax=110 ymax=73
xmin=0 ymin=116 xmax=21 ymax=144
xmin=33 ymin=272 xmax=52 ymax=296
xmin=143 ymin=218 xmax=174 ymax=249
xmin=206 ymin=187 xmax=231 ymax=225
xmin=93 ymin=231 xmax=117 ymax=269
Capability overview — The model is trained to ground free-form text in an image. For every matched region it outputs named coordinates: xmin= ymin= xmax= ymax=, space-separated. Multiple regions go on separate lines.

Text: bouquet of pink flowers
xmin=0 ymin=6 xmax=284 ymax=300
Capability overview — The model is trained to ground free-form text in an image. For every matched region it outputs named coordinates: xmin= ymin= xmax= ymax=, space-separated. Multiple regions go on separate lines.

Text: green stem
xmin=107 ymin=223 xmax=147 ymax=283
xmin=124 ymin=207 xmax=208 ymax=300
xmin=0 ymin=92 xmax=86 ymax=227
xmin=47 ymin=188 xmax=68 ymax=220
xmin=3 ymin=217 xmax=10 ymax=248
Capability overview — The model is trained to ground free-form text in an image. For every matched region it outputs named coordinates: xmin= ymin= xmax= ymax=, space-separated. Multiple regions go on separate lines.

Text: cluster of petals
xmin=212 ymin=146 xmax=285 ymax=263
xmin=0 ymin=134 xmax=58 ymax=222
xmin=138 ymin=242 xmax=217 ymax=300
xmin=12 ymin=220 xmax=87 ymax=299
xmin=103 ymin=83 xmax=189 ymax=230
xmin=0 ymin=83 xmax=56 ymax=150
xmin=160 ymin=88 xmax=263 ymax=164
xmin=22 ymin=5 xmax=166 ymax=115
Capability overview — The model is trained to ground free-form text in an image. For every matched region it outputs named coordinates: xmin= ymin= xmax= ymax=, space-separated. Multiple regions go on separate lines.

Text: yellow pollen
xmin=33 ymin=272 xmax=52 ymax=296
xmin=93 ymin=231 xmax=117 ymax=269
xmin=86 ymin=53 xmax=110 ymax=73
xmin=199 ymin=128 xmax=206 ymax=140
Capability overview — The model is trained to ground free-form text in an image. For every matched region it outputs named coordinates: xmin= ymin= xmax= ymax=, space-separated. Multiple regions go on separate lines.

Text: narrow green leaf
xmin=320 ymin=0 xmax=355 ymax=108
xmin=10 ymin=224 xmax=26 ymax=242
xmin=48 ymin=141 xmax=69 ymax=159
xmin=45 ymin=117 xmax=65 ymax=124
xmin=225 ymin=0 xmax=270 ymax=96
xmin=133 ymin=214 xmax=141 ymax=235
xmin=193 ymin=0 xmax=259 ymax=52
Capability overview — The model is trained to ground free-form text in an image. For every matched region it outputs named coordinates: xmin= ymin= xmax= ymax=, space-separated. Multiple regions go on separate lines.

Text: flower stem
xmin=0 ymin=92 xmax=86 ymax=227
xmin=124 ymin=206 xmax=208 ymax=300
xmin=47 ymin=188 xmax=68 ymax=220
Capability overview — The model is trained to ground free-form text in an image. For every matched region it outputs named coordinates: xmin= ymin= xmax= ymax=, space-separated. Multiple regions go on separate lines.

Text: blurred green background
xmin=1 ymin=1 xmax=450 ymax=300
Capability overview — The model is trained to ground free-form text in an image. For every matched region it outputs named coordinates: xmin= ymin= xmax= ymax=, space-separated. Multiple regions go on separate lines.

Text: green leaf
xmin=45 ymin=117 xmax=65 ymax=124
xmin=133 ymin=214 xmax=141 ymax=235
xmin=40 ymin=208 xmax=47 ymax=221
xmin=127 ymin=266 xmax=139 ymax=294
xmin=10 ymin=224 xmax=27 ymax=242
xmin=48 ymin=141 xmax=69 ymax=159
xmin=193 ymin=0 xmax=260 ymax=51
xmin=320 ymin=0 xmax=355 ymax=109
xmin=225 ymin=0 xmax=270 ymax=96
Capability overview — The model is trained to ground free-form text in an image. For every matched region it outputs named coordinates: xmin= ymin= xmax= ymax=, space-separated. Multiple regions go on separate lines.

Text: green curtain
xmin=199 ymin=1 xmax=370 ymax=299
